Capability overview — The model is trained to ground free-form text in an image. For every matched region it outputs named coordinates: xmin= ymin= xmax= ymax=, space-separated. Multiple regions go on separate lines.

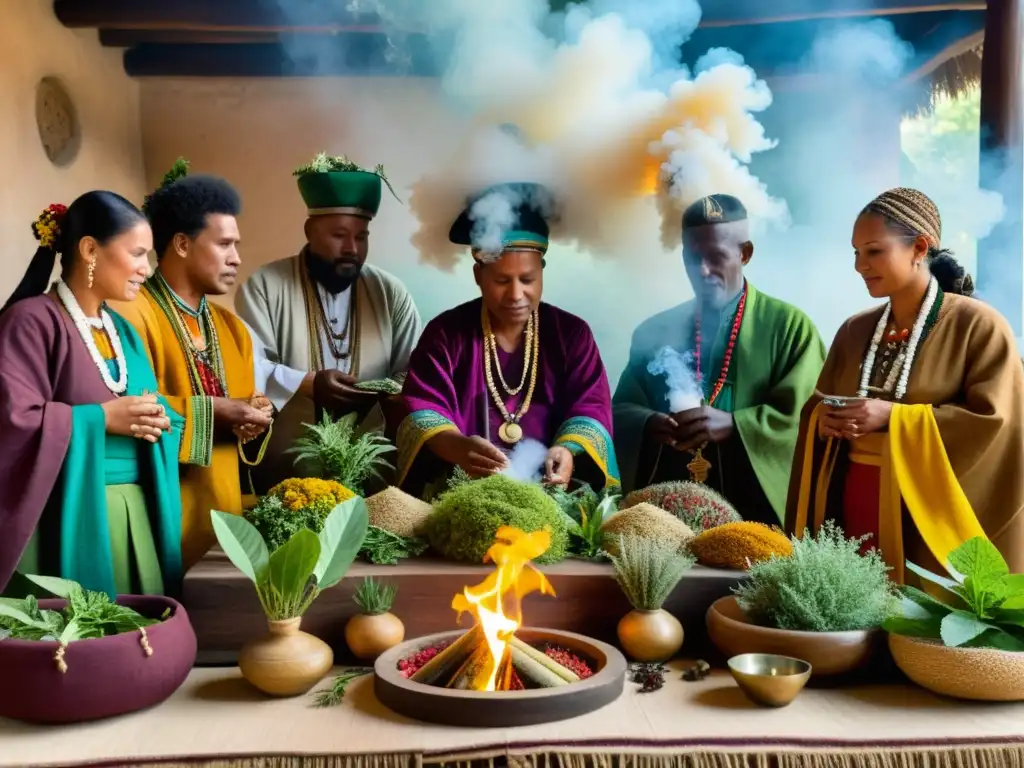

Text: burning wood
xmin=409 ymin=526 xmax=587 ymax=691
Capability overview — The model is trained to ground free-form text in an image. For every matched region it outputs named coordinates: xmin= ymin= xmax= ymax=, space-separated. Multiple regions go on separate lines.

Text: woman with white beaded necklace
xmin=0 ymin=193 xmax=185 ymax=599
xmin=787 ymin=187 xmax=1024 ymax=583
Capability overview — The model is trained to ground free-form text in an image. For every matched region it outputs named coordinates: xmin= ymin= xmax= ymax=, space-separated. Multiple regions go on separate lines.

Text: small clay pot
xmin=345 ymin=612 xmax=406 ymax=661
xmin=617 ymin=608 xmax=684 ymax=662
xmin=238 ymin=617 xmax=334 ymax=697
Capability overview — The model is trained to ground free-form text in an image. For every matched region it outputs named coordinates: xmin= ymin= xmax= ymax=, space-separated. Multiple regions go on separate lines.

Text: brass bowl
xmin=727 ymin=653 xmax=812 ymax=707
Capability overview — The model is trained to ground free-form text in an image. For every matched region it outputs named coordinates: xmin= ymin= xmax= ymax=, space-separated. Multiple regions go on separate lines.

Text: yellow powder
xmin=601 ymin=502 xmax=695 ymax=556
xmin=687 ymin=521 xmax=793 ymax=570
xmin=366 ymin=486 xmax=434 ymax=538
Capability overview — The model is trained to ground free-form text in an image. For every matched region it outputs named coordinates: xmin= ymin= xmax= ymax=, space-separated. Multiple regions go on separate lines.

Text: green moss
xmin=425 ymin=475 xmax=570 ymax=564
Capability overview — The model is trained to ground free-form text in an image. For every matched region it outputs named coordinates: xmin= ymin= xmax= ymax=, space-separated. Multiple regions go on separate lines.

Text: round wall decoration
xmin=35 ymin=76 xmax=80 ymax=167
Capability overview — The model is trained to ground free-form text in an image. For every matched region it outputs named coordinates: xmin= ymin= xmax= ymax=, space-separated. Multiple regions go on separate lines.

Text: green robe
xmin=613 ymin=282 xmax=826 ymax=524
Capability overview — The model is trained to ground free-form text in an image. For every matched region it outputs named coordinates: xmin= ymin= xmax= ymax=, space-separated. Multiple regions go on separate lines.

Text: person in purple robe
xmin=0 ymin=193 xmax=184 ymax=598
xmin=396 ymin=181 xmax=619 ymax=496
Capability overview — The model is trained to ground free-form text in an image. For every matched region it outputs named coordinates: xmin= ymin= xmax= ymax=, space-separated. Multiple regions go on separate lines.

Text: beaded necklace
xmin=55 ymin=281 xmax=128 ymax=395
xmin=482 ymin=305 xmax=540 ymax=445
xmin=299 ymin=251 xmax=362 ymax=376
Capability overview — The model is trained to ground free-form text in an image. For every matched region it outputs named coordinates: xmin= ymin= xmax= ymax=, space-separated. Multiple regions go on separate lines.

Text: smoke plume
xmin=501 ymin=438 xmax=550 ymax=483
xmin=647 ymin=347 xmax=703 ymax=412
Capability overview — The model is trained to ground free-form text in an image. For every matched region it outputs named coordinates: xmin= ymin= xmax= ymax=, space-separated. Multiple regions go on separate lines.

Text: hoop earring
xmin=87 ymin=259 xmax=96 ymax=289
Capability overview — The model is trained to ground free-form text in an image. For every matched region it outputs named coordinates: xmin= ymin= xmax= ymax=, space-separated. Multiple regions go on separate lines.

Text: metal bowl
xmin=727 ymin=653 xmax=812 ymax=707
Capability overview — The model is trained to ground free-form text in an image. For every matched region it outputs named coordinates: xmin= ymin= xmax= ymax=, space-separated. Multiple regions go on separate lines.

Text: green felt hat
xmin=293 ymin=153 xmax=400 ymax=219
xmin=449 ymin=181 xmax=554 ymax=254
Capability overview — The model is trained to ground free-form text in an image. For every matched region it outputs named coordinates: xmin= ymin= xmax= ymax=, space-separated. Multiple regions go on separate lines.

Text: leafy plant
xmin=549 ymin=483 xmax=619 ymax=560
xmin=734 ymin=521 xmax=899 ymax=632
xmin=353 ymin=577 xmax=397 ymax=616
xmin=359 ymin=526 xmax=428 ymax=565
xmin=0 ymin=575 xmax=164 ymax=645
xmin=312 ymin=668 xmax=373 ymax=708
xmin=609 ymin=534 xmax=695 ymax=611
xmin=883 ymin=536 xmax=1024 ymax=651
xmin=142 ymin=157 xmax=190 ymax=214
xmin=211 ymin=498 xmax=369 ymax=621
xmin=287 ymin=412 xmax=395 ymax=496
xmin=244 ymin=478 xmax=355 ymax=551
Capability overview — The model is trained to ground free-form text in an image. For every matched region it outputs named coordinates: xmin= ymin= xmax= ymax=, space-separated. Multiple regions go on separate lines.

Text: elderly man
xmin=613 ymin=193 xmax=825 ymax=525
xmin=236 ymin=154 xmax=422 ymax=492
xmin=396 ymin=181 xmax=619 ymax=496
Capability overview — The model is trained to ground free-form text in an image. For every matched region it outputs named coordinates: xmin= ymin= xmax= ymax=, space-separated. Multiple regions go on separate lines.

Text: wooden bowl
xmin=706 ymin=596 xmax=879 ymax=678
xmin=374 ymin=627 xmax=627 ymax=727
xmin=889 ymin=634 xmax=1024 ymax=701
xmin=0 ymin=595 xmax=197 ymax=723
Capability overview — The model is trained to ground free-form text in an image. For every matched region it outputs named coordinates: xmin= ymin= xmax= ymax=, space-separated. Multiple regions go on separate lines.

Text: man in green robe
xmin=236 ymin=154 xmax=422 ymax=492
xmin=613 ymin=194 xmax=825 ymax=525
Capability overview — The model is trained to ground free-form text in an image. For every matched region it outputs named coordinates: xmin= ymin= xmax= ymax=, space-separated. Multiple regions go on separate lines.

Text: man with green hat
xmin=236 ymin=153 xmax=422 ymax=492
xmin=612 ymin=193 xmax=825 ymax=526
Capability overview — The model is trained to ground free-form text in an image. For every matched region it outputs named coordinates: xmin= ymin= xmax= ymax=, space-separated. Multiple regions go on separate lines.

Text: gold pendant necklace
xmin=482 ymin=306 xmax=539 ymax=445
xmin=687 ymin=445 xmax=712 ymax=483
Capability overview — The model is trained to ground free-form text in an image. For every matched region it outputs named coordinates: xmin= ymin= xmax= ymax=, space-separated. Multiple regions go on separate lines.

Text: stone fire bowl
xmin=374 ymin=627 xmax=628 ymax=727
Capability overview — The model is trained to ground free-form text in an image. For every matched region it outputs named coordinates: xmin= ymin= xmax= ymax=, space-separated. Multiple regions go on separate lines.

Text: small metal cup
xmin=727 ymin=653 xmax=812 ymax=708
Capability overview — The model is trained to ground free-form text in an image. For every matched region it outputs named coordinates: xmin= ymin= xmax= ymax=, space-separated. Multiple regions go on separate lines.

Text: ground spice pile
xmin=366 ymin=486 xmax=434 ymax=538
xmin=601 ymin=502 xmax=695 ymax=556
xmin=687 ymin=521 xmax=793 ymax=570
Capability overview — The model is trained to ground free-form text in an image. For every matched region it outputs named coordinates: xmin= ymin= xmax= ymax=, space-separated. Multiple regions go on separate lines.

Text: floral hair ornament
xmin=32 ymin=203 xmax=69 ymax=251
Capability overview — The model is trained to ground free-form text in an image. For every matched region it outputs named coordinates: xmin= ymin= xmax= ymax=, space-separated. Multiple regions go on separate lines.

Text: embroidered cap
xmin=293 ymin=153 xmax=400 ymax=220
xmin=682 ymin=194 xmax=748 ymax=229
xmin=449 ymin=181 xmax=556 ymax=259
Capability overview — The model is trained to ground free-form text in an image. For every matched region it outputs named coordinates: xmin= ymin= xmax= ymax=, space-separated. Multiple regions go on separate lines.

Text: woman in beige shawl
xmin=786 ymin=187 xmax=1024 ymax=581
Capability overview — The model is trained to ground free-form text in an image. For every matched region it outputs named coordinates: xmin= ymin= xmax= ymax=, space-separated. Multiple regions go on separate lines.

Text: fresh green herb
xmin=312 ymin=667 xmax=373 ymax=708
xmin=211 ymin=498 xmax=369 ymax=621
xmin=609 ymin=534 xmax=695 ymax=610
xmin=287 ymin=412 xmax=396 ymax=496
xmin=142 ymin=157 xmax=190 ymax=214
xmin=353 ymin=577 xmax=397 ymax=615
xmin=735 ymin=520 xmax=899 ymax=632
xmin=0 ymin=575 xmax=164 ymax=645
xmin=243 ymin=494 xmax=329 ymax=552
xmin=549 ymin=484 xmax=619 ymax=560
xmin=354 ymin=378 xmax=403 ymax=395
xmin=292 ymin=152 xmax=402 ymax=203
xmin=883 ymin=536 xmax=1024 ymax=650
xmin=359 ymin=525 xmax=428 ymax=565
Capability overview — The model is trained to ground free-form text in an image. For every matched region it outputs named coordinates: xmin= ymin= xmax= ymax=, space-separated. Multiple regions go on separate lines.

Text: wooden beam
xmin=99 ymin=30 xmax=287 ymax=47
xmin=900 ymin=29 xmax=984 ymax=82
xmin=56 ymin=0 xmax=986 ymax=32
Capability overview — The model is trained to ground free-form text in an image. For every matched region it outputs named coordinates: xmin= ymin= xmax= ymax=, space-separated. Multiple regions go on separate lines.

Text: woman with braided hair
xmin=0 ymin=193 xmax=185 ymax=598
xmin=787 ymin=187 xmax=1024 ymax=580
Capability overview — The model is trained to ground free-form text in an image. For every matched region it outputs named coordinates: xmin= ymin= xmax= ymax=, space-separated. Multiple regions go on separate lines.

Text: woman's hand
xmin=102 ymin=394 xmax=171 ymax=443
xmin=543 ymin=446 xmax=574 ymax=488
xmin=830 ymin=398 xmax=894 ymax=440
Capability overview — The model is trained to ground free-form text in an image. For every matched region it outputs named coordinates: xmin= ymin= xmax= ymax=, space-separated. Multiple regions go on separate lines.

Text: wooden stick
xmin=448 ymin=645 xmax=490 ymax=690
xmin=509 ymin=636 xmax=580 ymax=682
xmin=510 ymin=645 xmax=568 ymax=688
xmin=410 ymin=626 xmax=482 ymax=685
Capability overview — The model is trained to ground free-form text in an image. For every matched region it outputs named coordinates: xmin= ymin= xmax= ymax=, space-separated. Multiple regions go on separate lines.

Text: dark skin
xmin=647 ymin=220 xmax=753 ymax=452
xmin=426 ymin=249 xmax=572 ymax=487
xmin=158 ymin=213 xmax=272 ymax=439
xmin=818 ymin=212 xmax=931 ymax=440
xmin=298 ymin=214 xmax=380 ymax=415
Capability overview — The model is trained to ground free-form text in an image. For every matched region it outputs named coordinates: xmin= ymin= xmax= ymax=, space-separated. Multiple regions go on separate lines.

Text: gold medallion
xmin=687 ymin=448 xmax=712 ymax=484
xmin=498 ymin=421 xmax=523 ymax=444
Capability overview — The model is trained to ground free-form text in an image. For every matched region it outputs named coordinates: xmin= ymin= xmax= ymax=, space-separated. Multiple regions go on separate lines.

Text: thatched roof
xmin=904 ymin=38 xmax=983 ymax=116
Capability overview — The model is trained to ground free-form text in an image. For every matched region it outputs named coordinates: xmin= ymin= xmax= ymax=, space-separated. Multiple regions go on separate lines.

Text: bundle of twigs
xmin=410 ymin=627 xmax=582 ymax=690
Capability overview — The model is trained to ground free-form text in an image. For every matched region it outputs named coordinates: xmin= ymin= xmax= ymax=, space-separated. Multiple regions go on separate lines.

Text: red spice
xmin=545 ymin=646 xmax=594 ymax=679
xmin=509 ymin=670 xmax=525 ymax=690
xmin=397 ymin=640 xmax=452 ymax=678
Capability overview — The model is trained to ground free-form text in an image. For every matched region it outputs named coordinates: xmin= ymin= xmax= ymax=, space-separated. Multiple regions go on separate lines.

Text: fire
xmin=451 ymin=526 xmax=555 ymax=691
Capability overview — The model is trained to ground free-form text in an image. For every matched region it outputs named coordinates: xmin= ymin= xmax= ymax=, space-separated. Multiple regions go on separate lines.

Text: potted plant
xmin=609 ymin=533 xmax=694 ymax=662
xmin=0 ymin=575 xmax=196 ymax=723
xmin=211 ymin=496 xmax=369 ymax=697
xmin=287 ymin=412 xmax=396 ymax=496
xmin=707 ymin=521 xmax=898 ymax=677
xmin=884 ymin=536 xmax=1024 ymax=701
xmin=344 ymin=577 xmax=405 ymax=661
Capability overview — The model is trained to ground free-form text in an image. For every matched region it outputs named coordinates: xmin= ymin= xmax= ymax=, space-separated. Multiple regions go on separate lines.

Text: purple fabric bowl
xmin=0 ymin=595 xmax=197 ymax=724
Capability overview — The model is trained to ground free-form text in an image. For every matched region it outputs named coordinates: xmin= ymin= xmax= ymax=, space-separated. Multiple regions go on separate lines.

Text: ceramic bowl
xmin=728 ymin=653 xmax=811 ymax=707
xmin=0 ymin=595 xmax=196 ymax=723
xmin=706 ymin=596 xmax=879 ymax=678
xmin=889 ymin=633 xmax=1024 ymax=701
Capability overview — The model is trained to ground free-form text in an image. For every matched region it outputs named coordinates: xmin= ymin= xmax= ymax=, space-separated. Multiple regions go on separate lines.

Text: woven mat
xmin=3 ymin=663 xmax=1024 ymax=768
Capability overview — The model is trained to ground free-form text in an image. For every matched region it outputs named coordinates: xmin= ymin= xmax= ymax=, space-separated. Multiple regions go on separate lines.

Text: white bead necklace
xmin=56 ymin=280 xmax=128 ymax=395
xmin=858 ymin=276 xmax=938 ymax=401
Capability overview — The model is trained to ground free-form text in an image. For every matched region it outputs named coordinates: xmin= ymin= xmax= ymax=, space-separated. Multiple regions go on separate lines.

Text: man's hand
xmin=671 ymin=405 xmax=734 ymax=452
xmin=543 ymin=446 xmax=574 ymax=488
xmin=645 ymin=412 xmax=680 ymax=449
xmin=831 ymin=398 xmax=893 ymax=440
xmin=213 ymin=397 xmax=274 ymax=429
xmin=428 ymin=432 xmax=509 ymax=478
xmin=234 ymin=393 xmax=274 ymax=443
xmin=312 ymin=370 xmax=379 ymax=415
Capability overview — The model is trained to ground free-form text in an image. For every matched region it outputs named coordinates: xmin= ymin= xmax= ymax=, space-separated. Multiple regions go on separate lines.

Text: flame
xmin=451 ymin=526 xmax=555 ymax=691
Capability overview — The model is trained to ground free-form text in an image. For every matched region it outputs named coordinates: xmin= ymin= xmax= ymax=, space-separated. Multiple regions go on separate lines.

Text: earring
xmin=87 ymin=259 xmax=97 ymax=289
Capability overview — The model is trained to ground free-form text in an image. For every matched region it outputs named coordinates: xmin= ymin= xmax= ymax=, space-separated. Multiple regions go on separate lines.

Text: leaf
xmin=59 ymin=618 xmax=85 ymax=644
xmin=0 ymin=601 xmax=52 ymax=629
xmin=211 ymin=510 xmax=270 ymax=583
xmin=898 ymin=595 xmax=944 ymax=621
xmin=993 ymin=608 xmax=1024 ymax=628
xmin=266 ymin=529 xmax=321 ymax=602
xmin=967 ymin=627 xmax=1024 ymax=652
xmin=881 ymin=615 xmax=943 ymax=639
xmin=940 ymin=610 xmax=993 ymax=647
xmin=314 ymin=497 xmax=369 ymax=589
xmin=24 ymin=574 xmax=80 ymax=599
xmin=947 ymin=537 xmax=1007 ymax=584
xmin=906 ymin=560 xmax=962 ymax=594
xmin=999 ymin=574 xmax=1024 ymax=609
xmin=900 ymin=586 xmax=953 ymax=616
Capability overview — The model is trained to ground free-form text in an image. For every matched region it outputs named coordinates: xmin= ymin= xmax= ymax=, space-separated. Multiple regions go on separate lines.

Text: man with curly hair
xmin=112 ymin=160 xmax=273 ymax=570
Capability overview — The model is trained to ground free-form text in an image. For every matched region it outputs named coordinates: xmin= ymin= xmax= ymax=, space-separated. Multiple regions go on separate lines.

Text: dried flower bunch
xmin=620 ymin=481 xmax=741 ymax=533
xmin=609 ymin=534 xmax=695 ymax=611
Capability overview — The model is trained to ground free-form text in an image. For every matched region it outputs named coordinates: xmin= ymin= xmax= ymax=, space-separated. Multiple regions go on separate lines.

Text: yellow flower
xmin=268 ymin=477 xmax=355 ymax=512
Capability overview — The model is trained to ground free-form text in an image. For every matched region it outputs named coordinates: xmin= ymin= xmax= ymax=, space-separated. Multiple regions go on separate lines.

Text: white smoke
xmin=501 ymin=438 xmax=549 ymax=483
xmin=647 ymin=346 xmax=702 ymax=412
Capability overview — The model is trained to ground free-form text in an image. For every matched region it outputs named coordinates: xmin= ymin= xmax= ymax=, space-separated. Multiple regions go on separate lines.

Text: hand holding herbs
xmin=883 ymin=536 xmax=1024 ymax=651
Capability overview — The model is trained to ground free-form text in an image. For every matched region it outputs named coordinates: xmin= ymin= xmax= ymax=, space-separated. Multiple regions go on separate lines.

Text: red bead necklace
xmin=694 ymin=284 xmax=748 ymax=406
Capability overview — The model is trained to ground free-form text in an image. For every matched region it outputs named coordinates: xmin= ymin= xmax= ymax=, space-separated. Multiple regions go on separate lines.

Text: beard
xmin=306 ymin=248 xmax=363 ymax=294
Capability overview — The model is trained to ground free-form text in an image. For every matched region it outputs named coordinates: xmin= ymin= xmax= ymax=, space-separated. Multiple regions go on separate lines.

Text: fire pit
xmin=372 ymin=526 xmax=628 ymax=727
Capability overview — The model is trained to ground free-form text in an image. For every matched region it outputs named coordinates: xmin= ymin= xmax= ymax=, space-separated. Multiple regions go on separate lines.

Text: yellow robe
xmin=113 ymin=292 xmax=261 ymax=571
xmin=786 ymin=293 xmax=1024 ymax=581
